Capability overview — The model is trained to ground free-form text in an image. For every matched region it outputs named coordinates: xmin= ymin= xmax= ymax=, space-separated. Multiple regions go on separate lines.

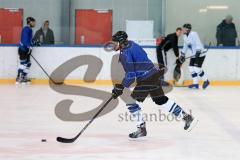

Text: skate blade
xmin=188 ymin=88 xmax=199 ymax=90
xmin=187 ymin=118 xmax=199 ymax=132
xmin=128 ymin=136 xmax=147 ymax=141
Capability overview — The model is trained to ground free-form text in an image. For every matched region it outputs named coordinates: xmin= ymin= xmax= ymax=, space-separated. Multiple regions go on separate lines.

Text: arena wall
xmin=0 ymin=45 xmax=240 ymax=85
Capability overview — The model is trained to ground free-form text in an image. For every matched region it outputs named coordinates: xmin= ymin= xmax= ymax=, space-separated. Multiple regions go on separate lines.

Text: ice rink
xmin=1 ymin=85 xmax=240 ymax=160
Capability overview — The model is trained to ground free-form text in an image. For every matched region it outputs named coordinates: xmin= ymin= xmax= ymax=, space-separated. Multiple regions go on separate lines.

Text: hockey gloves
xmin=195 ymin=50 xmax=201 ymax=58
xmin=176 ymin=58 xmax=182 ymax=65
xmin=179 ymin=53 xmax=186 ymax=64
xmin=112 ymin=84 xmax=124 ymax=99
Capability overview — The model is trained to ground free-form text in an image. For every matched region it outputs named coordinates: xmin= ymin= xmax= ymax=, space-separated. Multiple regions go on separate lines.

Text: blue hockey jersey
xmin=19 ymin=26 xmax=33 ymax=52
xmin=119 ymin=41 xmax=158 ymax=88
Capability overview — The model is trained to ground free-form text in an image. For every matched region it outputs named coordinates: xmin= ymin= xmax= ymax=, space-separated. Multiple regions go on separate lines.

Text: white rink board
xmin=0 ymin=46 xmax=240 ymax=81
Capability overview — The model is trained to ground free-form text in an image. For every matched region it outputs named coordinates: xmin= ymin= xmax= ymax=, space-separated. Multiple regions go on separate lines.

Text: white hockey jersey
xmin=182 ymin=31 xmax=205 ymax=57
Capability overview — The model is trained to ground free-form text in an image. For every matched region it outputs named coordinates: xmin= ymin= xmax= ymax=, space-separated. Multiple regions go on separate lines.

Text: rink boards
xmin=0 ymin=45 xmax=240 ymax=85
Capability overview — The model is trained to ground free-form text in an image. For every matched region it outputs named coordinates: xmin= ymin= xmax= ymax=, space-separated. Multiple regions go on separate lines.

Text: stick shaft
xmin=73 ymin=96 xmax=114 ymax=140
xmin=30 ymin=55 xmax=57 ymax=83
xmin=185 ymin=42 xmax=212 ymax=60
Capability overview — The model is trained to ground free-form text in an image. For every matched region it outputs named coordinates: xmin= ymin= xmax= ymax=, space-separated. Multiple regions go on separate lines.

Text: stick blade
xmin=103 ymin=41 xmax=117 ymax=52
xmin=50 ymin=81 xmax=64 ymax=85
xmin=54 ymin=82 xmax=64 ymax=85
xmin=56 ymin=137 xmax=75 ymax=143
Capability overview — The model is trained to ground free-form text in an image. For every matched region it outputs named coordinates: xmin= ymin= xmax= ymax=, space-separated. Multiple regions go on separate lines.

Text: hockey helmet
xmin=183 ymin=23 xmax=192 ymax=30
xmin=112 ymin=31 xmax=128 ymax=44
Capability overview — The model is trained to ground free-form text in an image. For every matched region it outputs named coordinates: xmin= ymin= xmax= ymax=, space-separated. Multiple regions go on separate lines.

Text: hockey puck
xmin=41 ymin=139 xmax=47 ymax=142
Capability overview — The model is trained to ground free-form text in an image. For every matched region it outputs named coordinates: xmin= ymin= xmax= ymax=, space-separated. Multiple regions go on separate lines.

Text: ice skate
xmin=15 ymin=75 xmax=22 ymax=85
xmin=202 ymin=80 xmax=210 ymax=89
xmin=20 ymin=76 xmax=31 ymax=84
xmin=129 ymin=122 xmax=147 ymax=139
xmin=188 ymin=84 xmax=199 ymax=89
xmin=183 ymin=114 xmax=198 ymax=132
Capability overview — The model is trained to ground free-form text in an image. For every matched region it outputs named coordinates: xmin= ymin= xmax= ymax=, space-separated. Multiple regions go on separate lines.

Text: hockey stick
xmin=185 ymin=42 xmax=212 ymax=60
xmin=30 ymin=55 xmax=63 ymax=85
xmin=56 ymin=96 xmax=114 ymax=143
xmin=173 ymin=42 xmax=211 ymax=84
xmin=103 ymin=41 xmax=117 ymax=52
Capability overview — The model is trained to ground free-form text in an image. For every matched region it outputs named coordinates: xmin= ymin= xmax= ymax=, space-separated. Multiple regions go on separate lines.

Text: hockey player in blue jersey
xmin=16 ymin=17 xmax=36 ymax=84
xmin=111 ymin=31 xmax=197 ymax=138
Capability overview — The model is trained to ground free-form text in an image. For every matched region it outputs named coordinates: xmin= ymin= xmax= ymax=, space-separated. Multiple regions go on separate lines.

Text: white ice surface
xmin=1 ymin=85 xmax=240 ymax=160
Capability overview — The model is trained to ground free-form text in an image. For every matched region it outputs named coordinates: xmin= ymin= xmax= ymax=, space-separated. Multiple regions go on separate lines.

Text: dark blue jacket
xmin=216 ymin=20 xmax=237 ymax=46
xmin=19 ymin=26 xmax=33 ymax=52
xmin=119 ymin=41 xmax=158 ymax=88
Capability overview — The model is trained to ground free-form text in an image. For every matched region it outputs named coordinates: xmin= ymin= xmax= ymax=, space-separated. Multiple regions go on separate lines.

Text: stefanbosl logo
xmin=50 ymin=53 xmax=172 ymax=122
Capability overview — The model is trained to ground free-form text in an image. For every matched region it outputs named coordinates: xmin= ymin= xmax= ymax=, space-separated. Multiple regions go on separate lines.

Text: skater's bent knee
xmin=153 ymin=96 xmax=169 ymax=105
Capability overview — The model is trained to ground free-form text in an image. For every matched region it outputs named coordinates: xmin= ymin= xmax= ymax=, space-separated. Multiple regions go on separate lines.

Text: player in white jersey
xmin=179 ymin=24 xmax=210 ymax=89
